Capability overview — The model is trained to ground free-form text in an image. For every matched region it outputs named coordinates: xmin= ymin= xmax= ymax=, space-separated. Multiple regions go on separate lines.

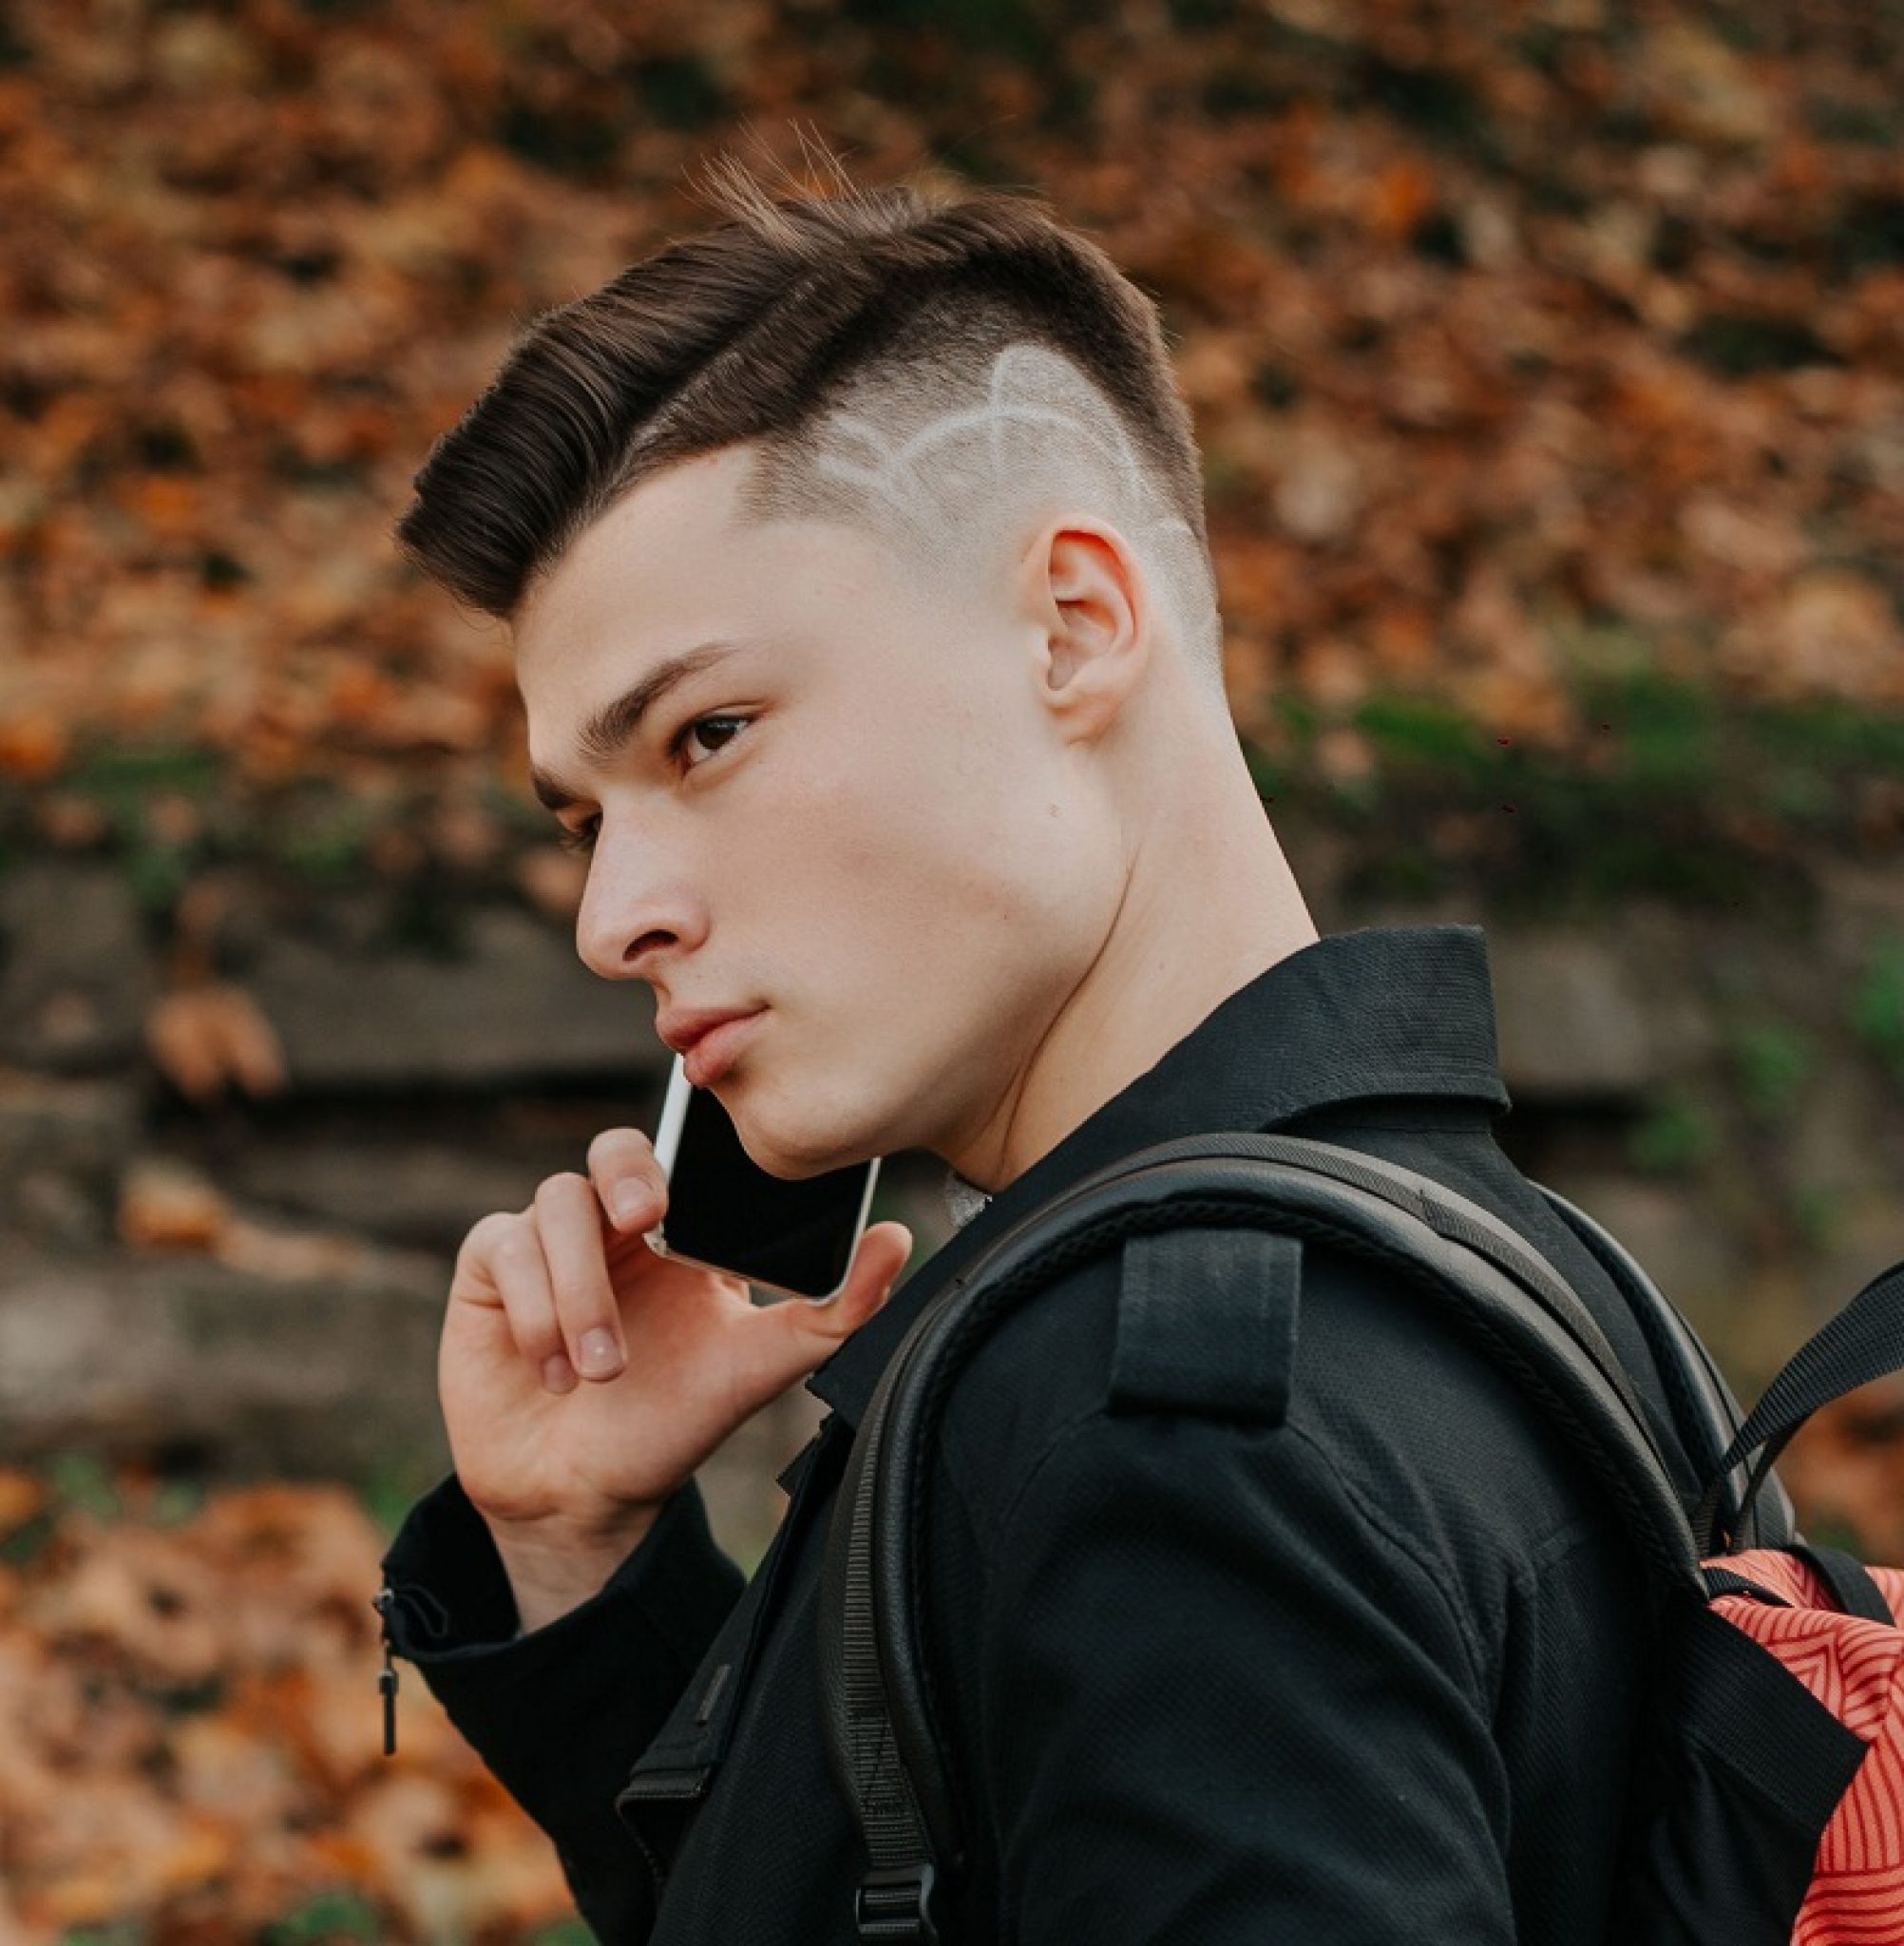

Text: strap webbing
xmin=1696 ymin=1259 xmax=1904 ymax=1553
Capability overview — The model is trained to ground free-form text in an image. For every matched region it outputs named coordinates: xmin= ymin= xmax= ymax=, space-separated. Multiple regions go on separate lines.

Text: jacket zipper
xmin=611 ymin=1423 xmax=849 ymax=1903
xmin=371 ymin=1579 xmax=450 ymax=1755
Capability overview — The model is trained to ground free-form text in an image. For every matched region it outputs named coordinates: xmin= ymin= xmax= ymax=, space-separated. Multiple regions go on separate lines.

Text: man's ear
xmin=1019 ymin=516 xmax=1152 ymax=744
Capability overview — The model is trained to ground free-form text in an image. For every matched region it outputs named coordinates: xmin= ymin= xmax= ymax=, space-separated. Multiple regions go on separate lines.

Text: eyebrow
xmin=529 ymin=640 xmax=742 ymax=813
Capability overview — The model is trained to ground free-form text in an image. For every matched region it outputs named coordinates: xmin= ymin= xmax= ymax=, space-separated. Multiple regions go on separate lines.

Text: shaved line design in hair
xmin=740 ymin=337 xmax=1222 ymax=684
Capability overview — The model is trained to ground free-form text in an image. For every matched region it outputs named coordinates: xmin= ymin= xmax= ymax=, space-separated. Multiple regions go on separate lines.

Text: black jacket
xmin=380 ymin=924 xmax=1695 ymax=1944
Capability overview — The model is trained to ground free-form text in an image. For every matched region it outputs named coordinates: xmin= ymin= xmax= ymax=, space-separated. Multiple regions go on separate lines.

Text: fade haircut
xmin=393 ymin=160 xmax=1224 ymax=692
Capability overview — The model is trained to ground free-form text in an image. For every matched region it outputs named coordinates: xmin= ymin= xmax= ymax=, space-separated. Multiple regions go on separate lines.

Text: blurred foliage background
xmin=1 ymin=0 xmax=1903 ymax=1939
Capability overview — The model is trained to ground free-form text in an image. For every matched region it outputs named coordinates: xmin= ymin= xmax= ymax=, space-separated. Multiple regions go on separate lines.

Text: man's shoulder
xmin=932 ymin=1198 xmax=1618 ymax=1577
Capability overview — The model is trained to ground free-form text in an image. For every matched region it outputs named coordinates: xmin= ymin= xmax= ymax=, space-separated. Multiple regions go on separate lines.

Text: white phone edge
xmin=645 ymin=1053 xmax=881 ymax=1306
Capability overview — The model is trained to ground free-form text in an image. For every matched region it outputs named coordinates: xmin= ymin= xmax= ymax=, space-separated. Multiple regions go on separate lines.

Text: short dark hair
xmin=391 ymin=159 xmax=1219 ymax=669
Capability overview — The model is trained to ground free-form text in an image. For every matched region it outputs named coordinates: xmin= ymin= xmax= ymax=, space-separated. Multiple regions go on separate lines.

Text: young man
xmin=376 ymin=163 xmax=1692 ymax=1943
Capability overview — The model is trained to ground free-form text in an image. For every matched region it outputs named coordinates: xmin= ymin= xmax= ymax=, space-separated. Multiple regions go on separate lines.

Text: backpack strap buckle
xmin=855 ymin=1861 xmax=941 ymax=1942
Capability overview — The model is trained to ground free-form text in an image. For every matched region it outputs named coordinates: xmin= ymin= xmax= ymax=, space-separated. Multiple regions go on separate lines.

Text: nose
xmin=573 ymin=828 xmax=708 ymax=983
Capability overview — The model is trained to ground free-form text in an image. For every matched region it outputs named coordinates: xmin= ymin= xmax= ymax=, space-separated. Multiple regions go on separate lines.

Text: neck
xmin=940 ymin=729 xmax=1320 ymax=1193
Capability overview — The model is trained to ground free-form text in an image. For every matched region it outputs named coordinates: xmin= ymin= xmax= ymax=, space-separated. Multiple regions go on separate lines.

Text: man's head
xmin=393 ymin=164 xmax=1283 ymax=1186
xmin=396 ymin=163 xmax=1221 ymax=683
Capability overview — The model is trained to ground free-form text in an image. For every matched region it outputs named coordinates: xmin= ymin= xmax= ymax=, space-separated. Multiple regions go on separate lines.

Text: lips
xmin=656 ymin=1007 xmax=755 ymax=1055
xmin=656 ymin=1006 xmax=765 ymax=1087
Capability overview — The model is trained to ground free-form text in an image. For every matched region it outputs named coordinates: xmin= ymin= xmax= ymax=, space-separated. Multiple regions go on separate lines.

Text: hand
xmin=439 ymin=1125 xmax=912 ymax=1627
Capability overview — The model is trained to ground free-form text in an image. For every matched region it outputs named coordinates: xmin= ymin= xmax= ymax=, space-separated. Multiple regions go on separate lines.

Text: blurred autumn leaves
xmin=2 ymin=0 xmax=1902 ymax=857
xmin=0 ymin=1466 xmax=577 ymax=1943
xmin=3 ymin=0 xmax=1904 ymax=1937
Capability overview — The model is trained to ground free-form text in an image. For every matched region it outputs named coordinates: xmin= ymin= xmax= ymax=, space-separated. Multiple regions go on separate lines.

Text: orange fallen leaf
xmin=117 ymin=1155 xmax=230 ymax=1250
xmin=144 ymin=985 xmax=289 ymax=1103
xmin=0 ymin=715 xmax=67 ymax=781
xmin=0 ymin=1471 xmax=46 ymax=1537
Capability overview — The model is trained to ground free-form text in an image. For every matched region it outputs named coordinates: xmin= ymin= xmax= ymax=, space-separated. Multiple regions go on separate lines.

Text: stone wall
xmin=3 ymin=825 xmax=1902 ymax=1572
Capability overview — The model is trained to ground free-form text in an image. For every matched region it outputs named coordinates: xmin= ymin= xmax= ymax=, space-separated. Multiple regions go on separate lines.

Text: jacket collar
xmin=807 ymin=922 xmax=1513 ymax=1429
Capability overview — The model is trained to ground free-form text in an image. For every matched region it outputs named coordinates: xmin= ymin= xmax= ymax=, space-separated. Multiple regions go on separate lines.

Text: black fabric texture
xmin=378 ymin=1471 xmax=744 ymax=1938
xmin=1108 ymin=1224 xmax=1302 ymax=1423
xmin=375 ymin=922 xmax=1701 ymax=1944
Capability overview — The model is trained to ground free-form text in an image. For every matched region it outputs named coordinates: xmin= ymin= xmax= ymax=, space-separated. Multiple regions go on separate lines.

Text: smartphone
xmin=645 ymin=1054 xmax=881 ymax=1304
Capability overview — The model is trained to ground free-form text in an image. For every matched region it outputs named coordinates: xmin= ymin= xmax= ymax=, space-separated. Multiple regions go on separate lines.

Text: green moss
xmin=1725 ymin=1017 xmax=1819 ymax=1122
xmin=1342 ymin=847 xmax=1451 ymax=906
xmin=1589 ymin=666 xmax=1720 ymax=795
xmin=529 ymin=1924 xmax=600 ymax=1946
xmin=1267 ymin=692 xmax=1321 ymax=754
xmin=1799 ymin=1514 xmax=1869 ymax=1557
xmin=1627 ymin=1096 xmax=1719 ymax=1174
xmin=260 ymin=1889 xmax=385 ymax=1945
xmin=47 ymin=1448 xmax=123 ymax=1520
xmin=1352 ymin=693 xmax=1486 ymax=777
xmin=66 ymin=743 xmax=222 ymax=806
xmin=1791 ymin=1184 xmax=1848 ymax=1255
xmin=1849 ymin=934 xmax=1904 ymax=1087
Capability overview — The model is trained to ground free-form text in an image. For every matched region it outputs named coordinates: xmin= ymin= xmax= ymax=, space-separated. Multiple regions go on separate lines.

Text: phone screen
xmin=657 ymin=1077 xmax=879 ymax=1301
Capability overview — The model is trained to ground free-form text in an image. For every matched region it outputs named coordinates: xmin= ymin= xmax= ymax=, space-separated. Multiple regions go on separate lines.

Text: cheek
xmin=745 ymin=748 xmax=958 ymax=937
xmin=727 ymin=690 xmax=1109 ymax=1001
xmin=788 ymin=734 xmax=1096 ymax=983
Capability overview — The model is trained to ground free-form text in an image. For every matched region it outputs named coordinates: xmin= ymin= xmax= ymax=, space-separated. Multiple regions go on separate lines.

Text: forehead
xmin=512 ymin=447 xmax=759 ymax=684
xmin=514 ymin=444 xmax=929 ymax=685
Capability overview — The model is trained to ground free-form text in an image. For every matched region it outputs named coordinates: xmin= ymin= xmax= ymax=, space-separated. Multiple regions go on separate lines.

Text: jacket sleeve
xmin=377 ymin=1469 xmax=746 ymax=1944
xmin=966 ymin=1408 xmax=1515 ymax=1944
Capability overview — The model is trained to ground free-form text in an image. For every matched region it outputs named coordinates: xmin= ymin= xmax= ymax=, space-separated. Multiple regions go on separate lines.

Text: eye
xmin=555 ymin=814 xmax=599 ymax=857
xmin=670 ymin=713 xmax=752 ymax=772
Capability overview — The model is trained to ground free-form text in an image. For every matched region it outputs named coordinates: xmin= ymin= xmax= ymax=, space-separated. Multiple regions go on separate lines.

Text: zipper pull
xmin=371 ymin=1578 xmax=451 ymax=1757
xmin=372 ymin=1584 xmax=401 ymax=1756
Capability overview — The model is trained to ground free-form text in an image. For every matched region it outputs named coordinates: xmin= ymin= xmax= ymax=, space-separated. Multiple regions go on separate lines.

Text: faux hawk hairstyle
xmin=391 ymin=158 xmax=1225 ymax=691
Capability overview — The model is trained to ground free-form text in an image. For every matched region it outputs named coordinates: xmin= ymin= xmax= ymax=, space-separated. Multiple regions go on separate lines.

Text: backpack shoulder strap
xmin=816 ymin=1131 xmax=1704 ymax=1944
xmin=1696 ymin=1253 xmax=1904 ymax=1555
xmin=1528 ymin=1180 xmax=1795 ymax=1548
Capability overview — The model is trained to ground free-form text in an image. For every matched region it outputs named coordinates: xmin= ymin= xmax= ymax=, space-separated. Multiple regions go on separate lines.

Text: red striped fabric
xmin=1708 ymin=1550 xmax=1904 ymax=1944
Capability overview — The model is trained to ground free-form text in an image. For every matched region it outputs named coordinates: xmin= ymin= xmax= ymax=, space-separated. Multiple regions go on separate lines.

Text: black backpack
xmin=817 ymin=1130 xmax=1904 ymax=1944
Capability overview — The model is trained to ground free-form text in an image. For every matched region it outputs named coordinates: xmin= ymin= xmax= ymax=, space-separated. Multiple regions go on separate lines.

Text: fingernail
xmin=577 ymin=1327 xmax=622 ymax=1377
xmin=543 ymin=1352 xmax=577 ymax=1393
xmin=611 ymin=1183 xmax=648 ymax=1227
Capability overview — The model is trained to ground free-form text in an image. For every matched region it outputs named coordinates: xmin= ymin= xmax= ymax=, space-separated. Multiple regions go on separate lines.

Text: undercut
xmin=739 ymin=322 xmax=1220 ymax=676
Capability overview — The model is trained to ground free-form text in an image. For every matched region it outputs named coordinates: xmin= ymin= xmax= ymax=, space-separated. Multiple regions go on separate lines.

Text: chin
xmin=721 ymin=1071 xmax=885 ymax=1181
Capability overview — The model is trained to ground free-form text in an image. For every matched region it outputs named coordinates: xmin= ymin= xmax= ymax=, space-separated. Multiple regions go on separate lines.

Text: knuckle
xmin=458 ymin=1209 xmax=514 ymax=1265
xmin=490 ymin=1226 xmax=540 ymax=1271
xmin=518 ymin=1312 xmax=564 ymax=1359
xmin=586 ymin=1125 xmax=649 ymax=1167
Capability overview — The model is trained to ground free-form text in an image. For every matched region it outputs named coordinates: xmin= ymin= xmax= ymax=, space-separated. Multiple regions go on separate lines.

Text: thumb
xmin=828 ymin=1219 xmax=915 ymax=1333
xmin=742 ymin=1221 xmax=915 ymax=1406
xmin=781 ymin=1217 xmax=913 ymax=1352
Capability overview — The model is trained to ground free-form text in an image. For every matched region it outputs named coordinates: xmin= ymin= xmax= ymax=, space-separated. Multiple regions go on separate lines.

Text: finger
xmin=586 ymin=1126 xmax=669 ymax=1233
xmin=715 ymin=1221 xmax=914 ymax=1421
xmin=461 ymin=1210 xmax=577 ymax=1395
xmin=805 ymin=1220 xmax=915 ymax=1340
xmin=535 ymin=1171 xmax=628 ymax=1382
